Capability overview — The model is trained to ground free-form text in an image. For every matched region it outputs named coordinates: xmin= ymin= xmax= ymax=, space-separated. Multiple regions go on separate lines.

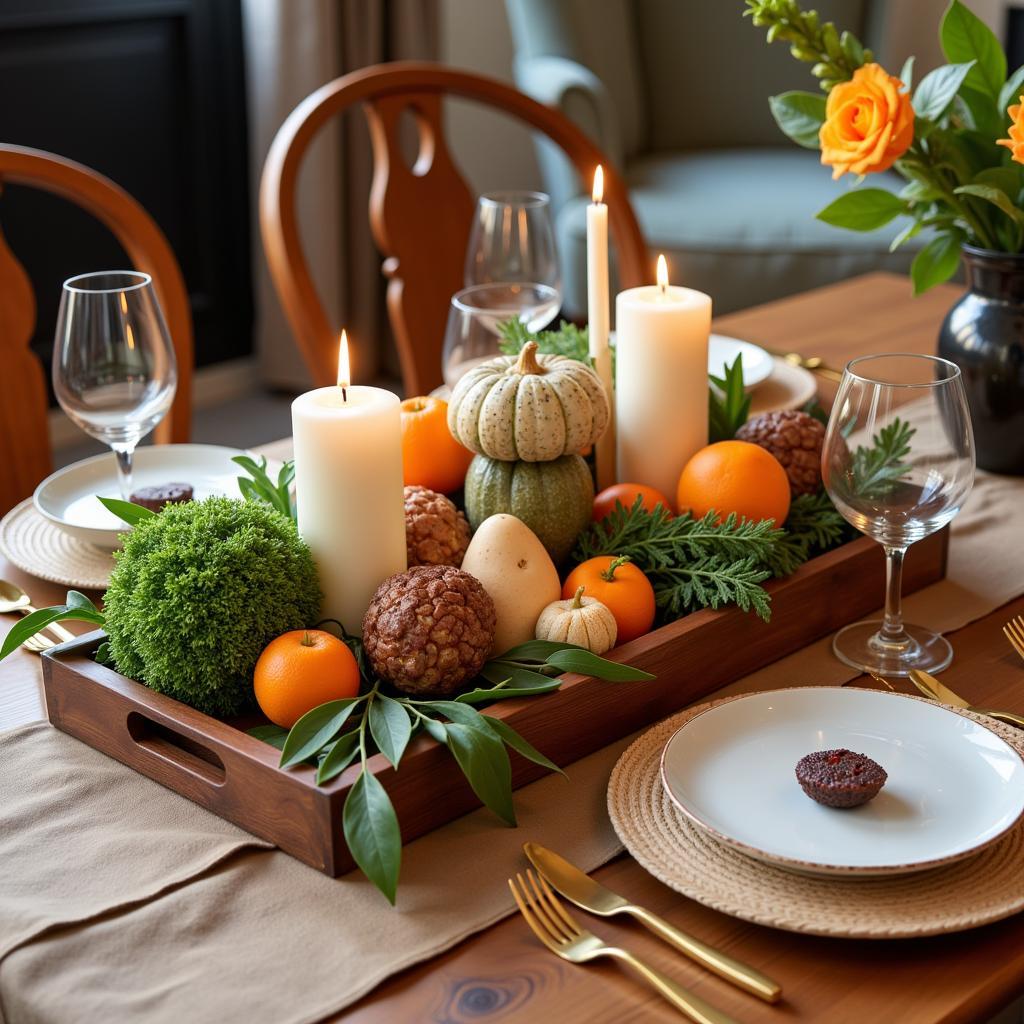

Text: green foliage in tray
xmin=104 ymin=496 xmax=321 ymax=716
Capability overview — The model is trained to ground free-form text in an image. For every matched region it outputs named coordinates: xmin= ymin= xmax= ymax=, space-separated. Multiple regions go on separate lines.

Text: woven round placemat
xmin=608 ymin=694 xmax=1024 ymax=939
xmin=0 ymin=499 xmax=113 ymax=591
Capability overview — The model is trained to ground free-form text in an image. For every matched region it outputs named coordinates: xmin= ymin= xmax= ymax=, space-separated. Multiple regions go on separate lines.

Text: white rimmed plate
xmin=708 ymin=334 xmax=772 ymax=389
xmin=660 ymin=687 xmax=1024 ymax=878
xmin=34 ymin=444 xmax=262 ymax=550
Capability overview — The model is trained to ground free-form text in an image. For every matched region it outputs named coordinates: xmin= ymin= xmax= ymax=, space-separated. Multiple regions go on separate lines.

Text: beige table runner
xmin=1 ymin=467 xmax=1022 ymax=1022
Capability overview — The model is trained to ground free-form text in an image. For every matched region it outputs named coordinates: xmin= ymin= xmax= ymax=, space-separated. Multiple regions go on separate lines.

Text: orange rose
xmin=997 ymin=97 xmax=1024 ymax=163
xmin=819 ymin=63 xmax=914 ymax=180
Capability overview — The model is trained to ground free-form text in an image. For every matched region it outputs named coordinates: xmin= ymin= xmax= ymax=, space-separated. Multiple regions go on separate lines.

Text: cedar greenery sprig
xmin=256 ymin=636 xmax=654 ymax=903
xmin=848 ymin=418 xmax=917 ymax=499
xmin=498 ymin=318 xmax=597 ymax=367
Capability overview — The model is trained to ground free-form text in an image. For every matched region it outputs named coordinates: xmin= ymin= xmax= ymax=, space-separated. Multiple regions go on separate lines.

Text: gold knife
xmin=524 ymin=842 xmax=782 ymax=1004
xmin=908 ymin=669 xmax=1024 ymax=728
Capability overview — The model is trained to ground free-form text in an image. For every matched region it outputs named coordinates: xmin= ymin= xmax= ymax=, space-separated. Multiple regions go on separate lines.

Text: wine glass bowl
xmin=822 ymin=353 xmax=975 ymax=676
xmin=53 ymin=271 xmax=177 ymax=499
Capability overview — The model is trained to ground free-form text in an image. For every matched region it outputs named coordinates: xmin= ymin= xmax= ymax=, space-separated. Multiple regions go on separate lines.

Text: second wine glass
xmin=822 ymin=353 xmax=975 ymax=676
xmin=53 ymin=271 xmax=178 ymax=500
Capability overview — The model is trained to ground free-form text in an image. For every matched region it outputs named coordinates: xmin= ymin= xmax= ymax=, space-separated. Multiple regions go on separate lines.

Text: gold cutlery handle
xmin=606 ymin=947 xmax=738 ymax=1024
xmin=628 ymin=905 xmax=782 ymax=1003
xmin=980 ymin=709 xmax=1024 ymax=728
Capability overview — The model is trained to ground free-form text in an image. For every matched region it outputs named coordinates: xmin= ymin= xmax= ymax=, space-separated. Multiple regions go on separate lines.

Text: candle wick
xmin=342 ymin=387 xmax=348 ymax=403
xmin=659 ymin=282 xmax=667 ymax=295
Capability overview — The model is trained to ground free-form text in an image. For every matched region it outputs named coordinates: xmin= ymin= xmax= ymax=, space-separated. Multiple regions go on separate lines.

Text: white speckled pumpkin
xmin=447 ymin=341 xmax=610 ymax=462
xmin=535 ymin=586 xmax=617 ymax=654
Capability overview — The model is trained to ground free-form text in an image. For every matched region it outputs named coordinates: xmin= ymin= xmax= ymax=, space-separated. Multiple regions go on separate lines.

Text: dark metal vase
xmin=938 ymin=245 xmax=1024 ymax=475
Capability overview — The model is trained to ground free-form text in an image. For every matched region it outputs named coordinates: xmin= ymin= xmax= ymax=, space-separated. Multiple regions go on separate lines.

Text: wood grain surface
xmin=6 ymin=273 xmax=1023 ymax=1024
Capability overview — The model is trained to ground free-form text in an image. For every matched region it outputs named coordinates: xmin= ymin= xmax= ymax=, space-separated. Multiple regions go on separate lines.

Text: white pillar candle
xmin=291 ymin=333 xmax=407 ymax=635
xmin=615 ymin=256 xmax=711 ymax=503
xmin=586 ymin=165 xmax=616 ymax=491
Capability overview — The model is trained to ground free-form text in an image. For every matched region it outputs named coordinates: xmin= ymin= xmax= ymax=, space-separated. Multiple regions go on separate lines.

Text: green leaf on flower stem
xmin=941 ymin=0 xmax=1006 ymax=99
xmin=911 ymin=232 xmax=965 ymax=295
xmin=889 ymin=218 xmax=923 ymax=253
xmin=955 ymin=183 xmax=1024 ymax=225
xmin=96 ymin=496 xmax=156 ymax=527
xmin=898 ymin=55 xmax=915 ymax=91
xmin=999 ymin=64 xmax=1024 ymax=117
xmin=494 ymin=639 xmax=586 ymax=663
xmin=974 ymin=166 xmax=1024 ymax=200
xmin=368 ymin=693 xmax=412 ymax=768
xmin=913 ymin=61 xmax=975 ymax=122
xmin=443 ymin=722 xmax=516 ymax=826
xmin=0 ymin=605 xmax=105 ymax=662
xmin=816 ymin=189 xmax=906 ymax=231
xmin=545 ymin=648 xmax=655 ymax=682
xmin=486 ymin=717 xmax=566 ymax=778
xmin=316 ymin=729 xmax=361 ymax=784
xmin=959 ymin=84 xmax=1006 ymax=140
xmin=768 ymin=90 xmax=826 ymax=148
xmin=279 ymin=698 xmax=360 ymax=769
xmin=343 ymin=769 xmax=402 ymax=903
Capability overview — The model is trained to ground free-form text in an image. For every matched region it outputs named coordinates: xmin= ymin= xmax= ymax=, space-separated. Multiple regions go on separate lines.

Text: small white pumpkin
xmin=447 ymin=341 xmax=610 ymax=462
xmin=535 ymin=586 xmax=618 ymax=655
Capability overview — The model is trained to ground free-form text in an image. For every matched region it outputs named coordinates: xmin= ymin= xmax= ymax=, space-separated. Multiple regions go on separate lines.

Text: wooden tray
xmin=41 ymin=529 xmax=948 ymax=876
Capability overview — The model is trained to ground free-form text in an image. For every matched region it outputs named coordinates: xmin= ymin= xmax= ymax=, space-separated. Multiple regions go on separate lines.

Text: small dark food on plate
xmin=795 ymin=749 xmax=887 ymax=808
xmin=129 ymin=482 xmax=194 ymax=512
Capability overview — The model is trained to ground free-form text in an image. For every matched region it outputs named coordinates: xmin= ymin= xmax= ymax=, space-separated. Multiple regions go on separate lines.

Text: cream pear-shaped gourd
xmin=460 ymin=513 xmax=561 ymax=655
xmin=535 ymin=586 xmax=617 ymax=655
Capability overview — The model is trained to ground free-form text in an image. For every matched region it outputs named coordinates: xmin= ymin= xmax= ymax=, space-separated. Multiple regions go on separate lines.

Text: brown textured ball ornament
xmin=735 ymin=410 xmax=825 ymax=496
xmin=362 ymin=565 xmax=496 ymax=696
xmin=404 ymin=485 xmax=471 ymax=568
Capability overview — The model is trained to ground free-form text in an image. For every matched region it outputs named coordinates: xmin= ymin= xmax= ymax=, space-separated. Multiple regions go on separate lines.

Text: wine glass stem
xmin=880 ymin=545 xmax=908 ymax=644
xmin=113 ymin=446 xmax=135 ymax=501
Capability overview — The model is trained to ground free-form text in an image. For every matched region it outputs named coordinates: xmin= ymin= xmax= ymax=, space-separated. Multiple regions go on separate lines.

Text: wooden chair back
xmin=0 ymin=144 xmax=193 ymax=514
xmin=260 ymin=61 xmax=648 ymax=397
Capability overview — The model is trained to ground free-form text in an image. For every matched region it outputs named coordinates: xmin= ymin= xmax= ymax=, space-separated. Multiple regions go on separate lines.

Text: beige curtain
xmin=243 ymin=0 xmax=438 ymax=391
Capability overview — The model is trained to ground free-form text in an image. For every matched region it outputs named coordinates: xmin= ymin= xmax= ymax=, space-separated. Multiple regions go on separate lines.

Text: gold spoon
xmin=0 ymin=579 xmax=76 ymax=642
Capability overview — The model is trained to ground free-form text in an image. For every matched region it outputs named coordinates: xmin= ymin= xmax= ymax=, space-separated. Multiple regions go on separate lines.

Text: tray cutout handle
xmin=126 ymin=712 xmax=227 ymax=786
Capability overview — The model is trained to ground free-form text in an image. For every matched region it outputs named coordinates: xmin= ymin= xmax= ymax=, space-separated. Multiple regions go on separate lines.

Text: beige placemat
xmin=0 ymin=499 xmax=113 ymax=591
xmin=609 ymin=695 xmax=1024 ymax=939
xmin=0 ymin=724 xmax=271 ymax=961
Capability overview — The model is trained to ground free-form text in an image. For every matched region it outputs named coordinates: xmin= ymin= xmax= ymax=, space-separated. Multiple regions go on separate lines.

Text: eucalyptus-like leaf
xmin=97 ymin=496 xmax=156 ymax=527
xmin=478 ymin=662 xmax=559 ymax=688
xmin=912 ymin=61 xmax=975 ymax=122
xmin=421 ymin=700 xmax=492 ymax=728
xmin=768 ymin=90 xmax=826 ymax=148
xmin=444 ymin=722 xmax=516 ymax=826
xmin=0 ymin=605 xmax=105 ymax=661
xmin=545 ymin=648 xmax=655 ymax=682
xmin=816 ymin=189 xmax=906 ymax=231
xmin=493 ymin=639 xmax=587 ymax=663
xmin=486 ymin=717 xmax=566 ymax=778
xmin=941 ymin=0 xmax=1006 ymax=99
xmin=279 ymin=698 xmax=361 ymax=769
xmin=898 ymin=54 xmax=915 ymax=91
xmin=317 ymin=730 xmax=361 ymax=784
xmin=999 ymin=64 xmax=1024 ymax=117
xmin=421 ymin=717 xmax=448 ymax=743
xmin=248 ymin=724 xmax=290 ymax=751
xmin=343 ymin=769 xmax=402 ymax=903
xmin=455 ymin=677 xmax=563 ymax=704
xmin=368 ymin=693 xmax=412 ymax=768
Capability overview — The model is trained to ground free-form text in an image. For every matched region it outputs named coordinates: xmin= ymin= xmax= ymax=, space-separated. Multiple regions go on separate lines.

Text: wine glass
xmin=463 ymin=191 xmax=561 ymax=295
xmin=822 ymin=353 xmax=975 ymax=676
xmin=53 ymin=271 xmax=178 ymax=499
xmin=441 ymin=282 xmax=560 ymax=389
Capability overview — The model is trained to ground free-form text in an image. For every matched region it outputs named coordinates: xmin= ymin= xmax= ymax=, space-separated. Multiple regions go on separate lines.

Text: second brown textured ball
xmin=735 ymin=410 xmax=825 ymax=496
xmin=404 ymin=485 xmax=472 ymax=567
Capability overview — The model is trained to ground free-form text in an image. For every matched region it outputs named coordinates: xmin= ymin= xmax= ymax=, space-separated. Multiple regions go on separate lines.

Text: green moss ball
xmin=104 ymin=497 xmax=322 ymax=717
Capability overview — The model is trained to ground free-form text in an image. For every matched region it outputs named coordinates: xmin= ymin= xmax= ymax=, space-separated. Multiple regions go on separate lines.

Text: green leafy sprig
xmin=847 ymin=418 xmax=917 ymax=499
xmin=498 ymin=318 xmax=601 ymax=370
xmin=256 ymin=638 xmax=653 ymax=903
xmin=234 ymin=455 xmax=296 ymax=521
xmin=709 ymin=356 xmax=752 ymax=442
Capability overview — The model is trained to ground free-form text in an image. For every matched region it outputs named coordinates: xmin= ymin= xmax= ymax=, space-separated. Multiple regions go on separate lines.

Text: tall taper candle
xmin=587 ymin=165 xmax=616 ymax=490
xmin=616 ymin=256 xmax=711 ymax=502
xmin=291 ymin=332 xmax=407 ymax=634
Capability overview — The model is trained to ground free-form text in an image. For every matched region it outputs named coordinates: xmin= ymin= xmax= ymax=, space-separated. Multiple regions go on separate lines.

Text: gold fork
xmin=21 ymin=632 xmax=55 ymax=654
xmin=509 ymin=870 xmax=738 ymax=1024
xmin=1003 ymin=616 xmax=1024 ymax=663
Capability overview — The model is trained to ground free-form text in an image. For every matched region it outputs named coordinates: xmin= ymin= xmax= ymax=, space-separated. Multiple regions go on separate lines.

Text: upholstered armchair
xmin=505 ymin=0 xmax=918 ymax=315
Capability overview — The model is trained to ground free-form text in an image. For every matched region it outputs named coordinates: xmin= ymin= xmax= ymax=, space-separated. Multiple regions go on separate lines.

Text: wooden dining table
xmin=3 ymin=273 xmax=1024 ymax=1024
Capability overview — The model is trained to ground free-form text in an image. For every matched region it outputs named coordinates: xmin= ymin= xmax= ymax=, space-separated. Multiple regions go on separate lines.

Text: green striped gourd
xmin=447 ymin=341 xmax=610 ymax=462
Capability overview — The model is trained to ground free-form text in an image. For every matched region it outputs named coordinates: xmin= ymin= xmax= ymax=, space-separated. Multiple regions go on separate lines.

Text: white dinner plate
xmin=708 ymin=334 xmax=773 ymax=389
xmin=660 ymin=687 xmax=1024 ymax=878
xmin=34 ymin=444 xmax=261 ymax=550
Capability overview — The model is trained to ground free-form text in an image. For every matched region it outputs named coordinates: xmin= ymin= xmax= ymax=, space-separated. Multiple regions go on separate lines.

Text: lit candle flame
xmin=592 ymin=165 xmax=604 ymax=204
xmin=337 ymin=329 xmax=351 ymax=400
xmin=656 ymin=254 xmax=669 ymax=292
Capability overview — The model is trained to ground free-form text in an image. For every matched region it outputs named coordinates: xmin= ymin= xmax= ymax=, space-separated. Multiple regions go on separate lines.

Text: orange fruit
xmin=400 ymin=395 xmax=474 ymax=494
xmin=593 ymin=482 xmax=673 ymax=522
xmin=676 ymin=440 xmax=790 ymax=526
xmin=254 ymin=629 xmax=360 ymax=728
xmin=562 ymin=556 xmax=656 ymax=644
